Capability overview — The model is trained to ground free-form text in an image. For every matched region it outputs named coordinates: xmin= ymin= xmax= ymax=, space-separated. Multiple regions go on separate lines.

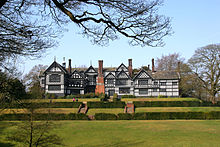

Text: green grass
xmin=121 ymin=97 xmax=201 ymax=102
xmin=1 ymin=120 xmax=220 ymax=147
xmin=135 ymin=107 xmax=220 ymax=113
xmin=87 ymin=108 xmax=124 ymax=115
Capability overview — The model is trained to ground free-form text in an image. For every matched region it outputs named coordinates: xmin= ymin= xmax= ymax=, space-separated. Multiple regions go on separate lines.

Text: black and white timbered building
xmin=40 ymin=59 xmax=180 ymax=97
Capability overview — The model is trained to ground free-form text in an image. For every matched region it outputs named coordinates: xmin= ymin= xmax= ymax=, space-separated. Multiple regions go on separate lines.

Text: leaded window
xmin=138 ymin=80 xmax=148 ymax=85
xmin=49 ymin=74 xmax=61 ymax=82
xmin=159 ymin=88 xmax=166 ymax=92
xmin=172 ymin=82 xmax=177 ymax=85
xmin=119 ymin=88 xmax=130 ymax=94
xmin=48 ymin=85 xmax=61 ymax=91
xmin=116 ymin=80 xmax=127 ymax=85
xmin=139 ymin=89 xmax=148 ymax=94
xmin=160 ymin=82 xmax=166 ymax=86
xmin=107 ymin=79 xmax=114 ymax=84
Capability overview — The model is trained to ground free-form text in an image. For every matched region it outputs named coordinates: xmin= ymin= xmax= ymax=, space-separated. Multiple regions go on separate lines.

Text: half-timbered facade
xmin=40 ymin=59 xmax=180 ymax=97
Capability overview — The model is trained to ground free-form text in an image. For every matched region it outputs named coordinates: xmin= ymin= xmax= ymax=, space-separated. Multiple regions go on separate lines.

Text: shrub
xmin=94 ymin=113 xmax=117 ymax=120
xmin=118 ymin=113 xmax=133 ymax=120
xmin=45 ymin=93 xmax=57 ymax=99
xmin=121 ymin=95 xmax=136 ymax=98
xmin=133 ymin=101 xmax=201 ymax=107
xmin=87 ymin=101 xmax=126 ymax=108
xmin=157 ymin=95 xmax=167 ymax=98
xmin=113 ymin=93 xmax=118 ymax=99
xmin=0 ymin=113 xmax=89 ymax=121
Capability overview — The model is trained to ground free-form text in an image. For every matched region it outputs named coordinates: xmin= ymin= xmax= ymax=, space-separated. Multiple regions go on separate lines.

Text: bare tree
xmin=0 ymin=0 xmax=172 ymax=70
xmin=155 ymin=53 xmax=185 ymax=71
xmin=7 ymin=103 xmax=63 ymax=147
xmin=188 ymin=44 xmax=220 ymax=103
xmin=23 ymin=64 xmax=48 ymax=90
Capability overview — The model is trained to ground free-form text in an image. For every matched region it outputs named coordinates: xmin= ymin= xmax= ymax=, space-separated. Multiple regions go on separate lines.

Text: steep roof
xmin=151 ymin=70 xmax=179 ymax=79
xmin=44 ymin=61 xmax=68 ymax=74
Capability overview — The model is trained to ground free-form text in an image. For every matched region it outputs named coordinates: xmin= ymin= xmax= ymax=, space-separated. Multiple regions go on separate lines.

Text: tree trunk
xmin=0 ymin=0 xmax=7 ymax=9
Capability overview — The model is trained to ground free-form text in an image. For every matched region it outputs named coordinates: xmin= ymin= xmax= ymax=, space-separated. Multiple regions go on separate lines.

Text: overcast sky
xmin=20 ymin=0 xmax=220 ymax=74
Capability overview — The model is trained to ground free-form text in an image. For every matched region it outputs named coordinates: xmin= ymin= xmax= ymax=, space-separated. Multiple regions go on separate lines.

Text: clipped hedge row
xmin=87 ymin=101 xmax=126 ymax=108
xmin=133 ymin=101 xmax=202 ymax=107
xmin=1 ymin=102 xmax=82 ymax=109
xmin=94 ymin=113 xmax=118 ymax=120
xmin=94 ymin=111 xmax=220 ymax=120
xmin=0 ymin=113 xmax=88 ymax=121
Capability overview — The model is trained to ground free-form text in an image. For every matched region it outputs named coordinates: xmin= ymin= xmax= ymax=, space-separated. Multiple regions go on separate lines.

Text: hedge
xmin=118 ymin=113 xmax=133 ymax=120
xmin=133 ymin=101 xmax=202 ymax=107
xmin=0 ymin=113 xmax=88 ymax=121
xmin=94 ymin=113 xmax=118 ymax=120
xmin=87 ymin=101 xmax=126 ymax=108
xmin=1 ymin=102 xmax=82 ymax=109
xmin=2 ymin=111 xmax=220 ymax=120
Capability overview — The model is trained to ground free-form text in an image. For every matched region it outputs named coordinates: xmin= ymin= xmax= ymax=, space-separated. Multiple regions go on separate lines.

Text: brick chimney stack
xmin=95 ymin=60 xmax=105 ymax=94
xmin=68 ymin=59 xmax=72 ymax=73
xmin=98 ymin=60 xmax=103 ymax=76
xmin=152 ymin=58 xmax=155 ymax=72
xmin=128 ymin=59 xmax=133 ymax=77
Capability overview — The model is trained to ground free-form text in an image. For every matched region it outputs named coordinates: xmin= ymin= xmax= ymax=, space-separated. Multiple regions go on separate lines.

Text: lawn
xmin=1 ymin=120 xmax=220 ymax=147
xmin=135 ymin=107 xmax=220 ymax=113
xmin=87 ymin=108 xmax=124 ymax=115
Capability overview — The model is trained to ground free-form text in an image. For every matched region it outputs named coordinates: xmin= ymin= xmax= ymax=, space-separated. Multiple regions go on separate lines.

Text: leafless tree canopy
xmin=188 ymin=44 xmax=220 ymax=102
xmin=0 ymin=0 xmax=171 ymax=68
xmin=155 ymin=53 xmax=184 ymax=71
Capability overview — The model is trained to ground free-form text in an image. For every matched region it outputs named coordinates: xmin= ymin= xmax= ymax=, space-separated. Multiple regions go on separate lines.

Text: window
xmin=107 ymin=79 xmax=114 ymax=84
xmin=41 ymin=79 xmax=45 ymax=84
xmin=49 ymin=74 xmax=61 ymax=82
xmin=160 ymin=82 xmax=166 ymax=86
xmin=48 ymin=85 xmax=61 ymax=91
xmin=160 ymin=88 xmax=166 ymax=92
xmin=153 ymin=89 xmax=158 ymax=92
xmin=172 ymin=82 xmax=178 ymax=86
xmin=117 ymin=80 xmax=127 ymax=85
xmin=139 ymin=89 xmax=148 ymax=94
xmin=154 ymin=81 xmax=158 ymax=85
xmin=138 ymin=80 xmax=148 ymax=85
xmin=119 ymin=88 xmax=130 ymax=94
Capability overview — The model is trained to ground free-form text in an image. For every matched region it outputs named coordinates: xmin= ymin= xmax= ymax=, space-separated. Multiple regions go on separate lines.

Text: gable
xmin=137 ymin=71 xmax=150 ymax=79
xmin=85 ymin=66 xmax=97 ymax=73
xmin=105 ymin=72 xmax=115 ymax=79
xmin=116 ymin=63 xmax=128 ymax=72
xmin=44 ymin=61 xmax=67 ymax=74
xmin=71 ymin=70 xmax=84 ymax=79
xmin=133 ymin=69 xmax=152 ymax=80
xmin=117 ymin=71 xmax=130 ymax=79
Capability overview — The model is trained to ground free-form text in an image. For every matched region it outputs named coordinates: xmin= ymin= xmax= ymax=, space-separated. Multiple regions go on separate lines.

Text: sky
xmin=20 ymin=0 xmax=220 ymax=74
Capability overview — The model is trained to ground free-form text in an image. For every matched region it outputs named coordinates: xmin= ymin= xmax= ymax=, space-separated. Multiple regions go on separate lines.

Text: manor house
xmin=39 ymin=59 xmax=180 ymax=97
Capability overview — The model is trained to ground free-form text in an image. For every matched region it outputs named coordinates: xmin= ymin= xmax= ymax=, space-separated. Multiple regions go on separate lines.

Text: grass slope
xmin=1 ymin=120 xmax=220 ymax=147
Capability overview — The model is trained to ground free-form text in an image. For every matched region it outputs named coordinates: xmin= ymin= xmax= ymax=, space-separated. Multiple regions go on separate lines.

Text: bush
xmin=118 ymin=113 xmax=133 ymax=120
xmin=157 ymin=95 xmax=167 ymax=98
xmin=113 ymin=93 xmax=118 ymax=99
xmin=121 ymin=95 xmax=136 ymax=98
xmin=45 ymin=93 xmax=57 ymax=99
xmin=87 ymin=101 xmax=126 ymax=108
xmin=94 ymin=113 xmax=117 ymax=120
xmin=133 ymin=101 xmax=201 ymax=107
xmin=0 ymin=113 xmax=89 ymax=121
